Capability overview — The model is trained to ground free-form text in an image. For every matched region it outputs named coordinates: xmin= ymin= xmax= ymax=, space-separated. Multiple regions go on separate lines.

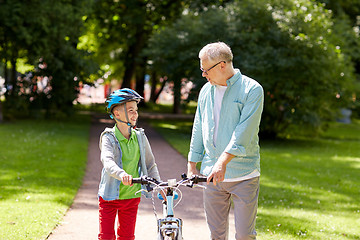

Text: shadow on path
xmin=47 ymin=113 xmax=235 ymax=240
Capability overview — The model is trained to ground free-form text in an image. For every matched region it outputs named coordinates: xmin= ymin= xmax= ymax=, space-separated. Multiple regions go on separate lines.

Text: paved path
xmin=47 ymin=114 xmax=235 ymax=239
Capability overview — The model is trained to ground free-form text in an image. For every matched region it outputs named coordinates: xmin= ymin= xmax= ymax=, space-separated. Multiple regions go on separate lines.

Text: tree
xmin=90 ymin=0 xmax=186 ymax=97
xmin=0 ymin=0 xmax=53 ymax=117
xmin=0 ymin=0 xmax=95 ymax=118
xmin=145 ymin=8 xmax=229 ymax=113
xmin=315 ymin=0 xmax=360 ymax=26
xmin=145 ymin=0 xmax=357 ymax=136
xmin=315 ymin=0 xmax=360 ymax=117
xmin=38 ymin=1 xmax=96 ymax=117
xmin=89 ymin=0 xmax=233 ymax=101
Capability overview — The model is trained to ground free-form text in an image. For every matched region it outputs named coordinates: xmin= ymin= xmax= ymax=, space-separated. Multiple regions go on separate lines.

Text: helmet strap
xmin=112 ymin=102 xmax=136 ymax=135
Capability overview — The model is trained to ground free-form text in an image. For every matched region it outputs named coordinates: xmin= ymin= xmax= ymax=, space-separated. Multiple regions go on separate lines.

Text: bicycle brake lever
xmin=145 ymin=184 xmax=154 ymax=192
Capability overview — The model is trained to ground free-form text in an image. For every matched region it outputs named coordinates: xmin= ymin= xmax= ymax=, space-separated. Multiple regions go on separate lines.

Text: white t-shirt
xmin=213 ymin=85 xmax=227 ymax=146
xmin=213 ymin=85 xmax=260 ymax=182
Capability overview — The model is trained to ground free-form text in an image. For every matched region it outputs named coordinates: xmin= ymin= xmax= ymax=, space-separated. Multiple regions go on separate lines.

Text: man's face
xmin=200 ymin=58 xmax=225 ymax=86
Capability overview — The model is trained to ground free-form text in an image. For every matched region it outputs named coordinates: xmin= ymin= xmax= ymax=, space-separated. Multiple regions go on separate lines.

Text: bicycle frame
xmin=157 ymin=186 xmax=183 ymax=239
xmin=132 ymin=174 xmax=208 ymax=240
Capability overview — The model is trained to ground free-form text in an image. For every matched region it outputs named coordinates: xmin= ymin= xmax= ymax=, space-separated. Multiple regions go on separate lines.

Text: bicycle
xmin=132 ymin=174 xmax=209 ymax=240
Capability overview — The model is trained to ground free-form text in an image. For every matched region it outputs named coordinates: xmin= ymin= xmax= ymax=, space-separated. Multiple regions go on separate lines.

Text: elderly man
xmin=187 ymin=42 xmax=264 ymax=240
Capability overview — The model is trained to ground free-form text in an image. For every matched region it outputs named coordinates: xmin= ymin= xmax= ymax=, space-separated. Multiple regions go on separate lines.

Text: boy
xmin=98 ymin=88 xmax=161 ymax=240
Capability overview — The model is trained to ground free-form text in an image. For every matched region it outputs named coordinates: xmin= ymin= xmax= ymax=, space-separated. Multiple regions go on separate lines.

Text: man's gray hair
xmin=199 ymin=42 xmax=233 ymax=63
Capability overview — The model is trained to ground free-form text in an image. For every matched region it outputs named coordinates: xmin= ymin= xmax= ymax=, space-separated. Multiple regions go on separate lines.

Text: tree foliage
xmin=0 ymin=0 xmax=358 ymax=137
xmin=146 ymin=0 xmax=358 ymax=136
xmin=88 ymin=0 xmax=232 ymax=101
xmin=89 ymin=0 xmax=187 ymax=96
xmin=145 ymin=7 xmax=230 ymax=112
xmin=315 ymin=0 xmax=360 ymax=26
xmin=0 ymin=0 xmax=95 ymax=118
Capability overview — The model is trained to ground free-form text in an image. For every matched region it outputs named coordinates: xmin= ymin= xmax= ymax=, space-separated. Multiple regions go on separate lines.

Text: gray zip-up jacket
xmin=98 ymin=126 xmax=161 ymax=200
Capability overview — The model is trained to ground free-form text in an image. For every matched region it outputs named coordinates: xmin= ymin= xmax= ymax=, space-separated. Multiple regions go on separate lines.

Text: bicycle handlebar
xmin=131 ymin=176 xmax=160 ymax=185
xmin=188 ymin=175 xmax=208 ymax=184
xmin=131 ymin=173 xmax=211 ymax=189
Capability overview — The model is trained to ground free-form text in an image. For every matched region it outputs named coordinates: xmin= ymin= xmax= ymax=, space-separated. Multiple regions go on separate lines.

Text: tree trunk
xmin=135 ymin=57 xmax=147 ymax=99
xmin=135 ymin=57 xmax=147 ymax=107
xmin=150 ymin=71 xmax=158 ymax=103
xmin=121 ymin=31 xmax=147 ymax=89
xmin=153 ymin=76 xmax=167 ymax=103
xmin=0 ymin=100 xmax=3 ymax=123
xmin=2 ymin=57 xmax=8 ymax=122
xmin=121 ymin=55 xmax=135 ymax=88
xmin=4 ymin=59 xmax=8 ymax=96
xmin=10 ymin=56 xmax=17 ymax=97
xmin=172 ymin=77 xmax=181 ymax=114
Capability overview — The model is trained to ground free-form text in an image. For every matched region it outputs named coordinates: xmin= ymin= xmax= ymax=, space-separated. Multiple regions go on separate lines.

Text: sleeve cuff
xmin=188 ymin=151 xmax=203 ymax=163
xmin=224 ymin=144 xmax=246 ymax=157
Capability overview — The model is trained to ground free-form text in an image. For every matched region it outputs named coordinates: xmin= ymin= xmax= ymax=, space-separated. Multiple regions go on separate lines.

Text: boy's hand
xmin=121 ymin=173 xmax=133 ymax=186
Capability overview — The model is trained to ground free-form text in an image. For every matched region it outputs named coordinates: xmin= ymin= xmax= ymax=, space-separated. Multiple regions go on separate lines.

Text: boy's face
xmin=113 ymin=101 xmax=138 ymax=126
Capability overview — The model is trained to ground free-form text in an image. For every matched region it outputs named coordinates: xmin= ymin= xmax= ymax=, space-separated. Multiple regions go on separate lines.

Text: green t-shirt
xmin=115 ymin=126 xmax=141 ymax=199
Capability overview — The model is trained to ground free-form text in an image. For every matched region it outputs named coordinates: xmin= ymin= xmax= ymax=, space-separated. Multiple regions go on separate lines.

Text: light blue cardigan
xmin=98 ymin=126 xmax=161 ymax=200
xmin=188 ymin=69 xmax=264 ymax=179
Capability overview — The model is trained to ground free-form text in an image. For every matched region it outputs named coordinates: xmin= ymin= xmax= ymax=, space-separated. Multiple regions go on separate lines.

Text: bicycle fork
xmin=157 ymin=217 xmax=183 ymax=240
xmin=157 ymin=188 xmax=183 ymax=240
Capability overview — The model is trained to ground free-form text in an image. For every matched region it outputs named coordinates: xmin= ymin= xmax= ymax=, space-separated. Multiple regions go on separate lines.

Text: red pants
xmin=98 ymin=197 xmax=141 ymax=240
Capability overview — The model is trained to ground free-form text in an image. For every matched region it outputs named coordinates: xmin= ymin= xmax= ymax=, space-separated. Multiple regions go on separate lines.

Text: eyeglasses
xmin=200 ymin=61 xmax=226 ymax=75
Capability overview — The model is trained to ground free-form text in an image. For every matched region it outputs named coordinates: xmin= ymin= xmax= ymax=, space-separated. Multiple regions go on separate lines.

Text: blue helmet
xmin=106 ymin=88 xmax=143 ymax=118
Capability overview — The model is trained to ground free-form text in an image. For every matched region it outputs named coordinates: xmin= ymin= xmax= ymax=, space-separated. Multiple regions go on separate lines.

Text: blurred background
xmin=1 ymin=1 xmax=360 ymax=239
xmin=1 ymin=0 xmax=359 ymax=137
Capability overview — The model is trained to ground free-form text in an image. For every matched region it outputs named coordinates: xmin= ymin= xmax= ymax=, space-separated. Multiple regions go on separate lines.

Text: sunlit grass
xmin=142 ymin=101 xmax=197 ymax=115
xmin=148 ymin=119 xmax=192 ymax=157
xmin=0 ymin=114 xmax=91 ymax=239
xmin=149 ymin=119 xmax=360 ymax=239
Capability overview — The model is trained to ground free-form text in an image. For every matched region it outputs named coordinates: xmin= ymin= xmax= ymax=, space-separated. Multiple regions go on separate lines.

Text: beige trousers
xmin=203 ymin=177 xmax=260 ymax=240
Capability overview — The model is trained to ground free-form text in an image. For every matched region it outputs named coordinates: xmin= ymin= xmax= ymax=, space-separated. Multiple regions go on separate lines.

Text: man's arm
xmin=187 ymin=95 xmax=205 ymax=175
xmin=187 ymin=161 xmax=200 ymax=177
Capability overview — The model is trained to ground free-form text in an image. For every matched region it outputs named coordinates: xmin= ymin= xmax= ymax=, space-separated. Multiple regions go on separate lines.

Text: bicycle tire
xmin=161 ymin=230 xmax=177 ymax=240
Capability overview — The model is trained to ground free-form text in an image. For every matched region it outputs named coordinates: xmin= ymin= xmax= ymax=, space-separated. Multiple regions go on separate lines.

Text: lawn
xmin=0 ymin=114 xmax=91 ymax=239
xmin=148 ymin=119 xmax=360 ymax=240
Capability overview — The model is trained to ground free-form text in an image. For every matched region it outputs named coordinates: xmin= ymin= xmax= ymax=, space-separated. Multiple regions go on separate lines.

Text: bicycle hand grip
xmin=191 ymin=175 xmax=212 ymax=184
xmin=132 ymin=176 xmax=150 ymax=185
xmin=132 ymin=176 xmax=160 ymax=185
xmin=131 ymin=178 xmax=143 ymax=184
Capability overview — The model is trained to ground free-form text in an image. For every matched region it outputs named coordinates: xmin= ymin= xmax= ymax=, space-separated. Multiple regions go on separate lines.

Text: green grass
xmin=142 ymin=101 xmax=197 ymax=115
xmin=0 ymin=114 xmax=91 ymax=240
xmin=148 ymin=119 xmax=360 ymax=240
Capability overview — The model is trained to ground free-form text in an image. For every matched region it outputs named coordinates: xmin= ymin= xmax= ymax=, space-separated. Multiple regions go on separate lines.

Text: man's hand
xmin=121 ymin=173 xmax=133 ymax=186
xmin=207 ymin=152 xmax=235 ymax=185
xmin=187 ymin=161 xmax=200 ymax=177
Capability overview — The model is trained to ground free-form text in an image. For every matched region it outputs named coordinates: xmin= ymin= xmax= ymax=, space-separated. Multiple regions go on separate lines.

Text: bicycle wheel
xmin=161 ymin=230 xmax=176 ymax=240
